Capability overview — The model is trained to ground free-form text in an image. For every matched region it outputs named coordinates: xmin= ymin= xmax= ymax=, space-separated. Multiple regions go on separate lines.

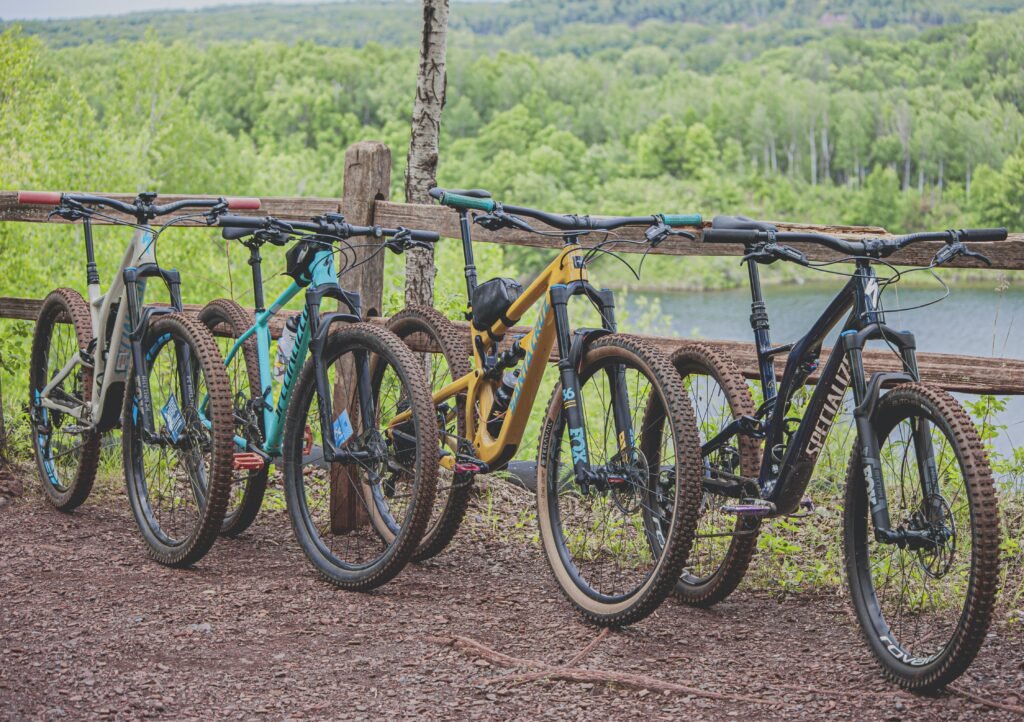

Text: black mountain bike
xmin=670 ymin=215 xmax=1005 ymax=691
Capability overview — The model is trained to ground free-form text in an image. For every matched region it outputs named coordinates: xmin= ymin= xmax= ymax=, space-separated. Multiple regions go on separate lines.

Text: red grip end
xmin=227 ymin=197 xmax=261 ymax=210
xmin=18 ymin=191 xmax=62 ymax=205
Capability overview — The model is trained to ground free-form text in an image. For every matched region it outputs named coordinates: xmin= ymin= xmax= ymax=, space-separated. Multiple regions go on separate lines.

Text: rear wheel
xmin=844 ymin=383 xmax=1000 ymax=691
xmin=282 ymin=323 xmax=438 ymax=591
xmin=28 ymin=288 xmax=100 ymax=511
xmin=536 ymin=334 xmax=703 ymax=626
xmin=122 ymin=313 xmax=235 ymax=566
xmin=198 ymin=298 xmax=268 ymax=536
xmin=670 ymin=343 xmax=761 ymax=607
xmin=386 ymin=306 xmax=472 ymax=560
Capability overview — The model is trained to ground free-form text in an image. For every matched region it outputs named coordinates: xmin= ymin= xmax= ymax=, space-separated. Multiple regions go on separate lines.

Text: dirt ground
xmin=1 ymin=471 xmax=1022 ymax=721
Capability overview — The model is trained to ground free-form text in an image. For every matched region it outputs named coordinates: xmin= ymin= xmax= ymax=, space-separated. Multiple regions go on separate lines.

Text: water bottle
xmin=487 ymin=369 xmax=520 ymax=436
xmin=274 ymin=316 xmax=300 ymax=381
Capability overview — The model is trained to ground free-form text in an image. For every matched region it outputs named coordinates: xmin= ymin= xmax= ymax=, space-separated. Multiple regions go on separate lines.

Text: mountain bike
xmin=385 ymin=187 xmax=706 ymax=625
xmin=197 ymin=212 xmax=441 ymax=590
xmin=675 ymin=215 xmax=1005 ymax=690
xmin=20 ymin=190 xmax=255 ymax=566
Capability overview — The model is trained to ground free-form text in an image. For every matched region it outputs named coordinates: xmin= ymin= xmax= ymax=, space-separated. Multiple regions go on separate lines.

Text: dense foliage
xmin=2 ymin=1 xmax=1024 ymax=445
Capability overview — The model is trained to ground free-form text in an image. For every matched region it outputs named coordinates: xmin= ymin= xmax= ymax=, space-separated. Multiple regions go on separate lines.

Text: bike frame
xmin=36 ymin=219 xmax=190 ymax=440
xmin=394 ymin=215 xmax=633 ymax=479
xmin=705 ymin=257 xmax=938 ymax=526
xmin=222 ymin=242 xmax=368 ymax=463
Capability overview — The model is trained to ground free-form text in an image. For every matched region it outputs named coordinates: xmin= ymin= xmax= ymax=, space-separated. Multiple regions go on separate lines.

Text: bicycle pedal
xmin=454 ymin=461 xmax=485 ymax=475
xmin=233 ymin=452 xmax=266 ymax=471
xmin=720 ymin=499 xmax=776 ymax=517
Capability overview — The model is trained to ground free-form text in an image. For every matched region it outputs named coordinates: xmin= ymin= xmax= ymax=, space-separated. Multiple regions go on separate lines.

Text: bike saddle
xmin=712 ymin=215 xmax=778 ymax=232
xmin=222 ymin=226 xmax=253 ymax=241
xmin=444 ymin=188 xmax=492 ymax=198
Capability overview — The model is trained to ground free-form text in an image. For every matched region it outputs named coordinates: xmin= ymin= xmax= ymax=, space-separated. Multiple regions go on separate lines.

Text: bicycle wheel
xmin=670 ymin=343 xmax=761 ymax=606
xmin=536 ymin=334 xmax=703 ymax=626
xmin=844 ymin=383 xmax=1000 ymax=691
xmin=198 ymin=298 xmax=268 ymax=536
xmin=28 ymin=288 xmax=100 ymax=510
xmin=386 ymin=306 xmax=472 ymax=561
xmin=122 ymin=313 xmax=235 ymax=566
xmin=282 ymin=322 xmax=438 ymax=591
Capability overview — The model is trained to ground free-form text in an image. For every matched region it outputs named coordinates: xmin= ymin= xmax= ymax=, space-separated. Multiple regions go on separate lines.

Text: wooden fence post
xmin=330 ymin=141 xmax=391 ymax=533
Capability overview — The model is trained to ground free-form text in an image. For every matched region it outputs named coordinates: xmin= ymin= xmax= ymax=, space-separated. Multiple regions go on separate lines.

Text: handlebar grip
xmin=960 ymin=227 xmax=1007 ymax=243
xmin=222 ymin=226 xmax=253 ymax=241
xmin=409 ymin=229 xmax=441 ymax=243
xmin=226 ymin=197 xmax=261 ymax=210
xmin=440 ymin=192 xmax=496 ymax=213
xmin=18 ymin=191 xmax=62 ymax=205
xmin=701 ymin=228 xmax=761 ymax=245
xmin=659 ymin=213 xmax=702 ymax=227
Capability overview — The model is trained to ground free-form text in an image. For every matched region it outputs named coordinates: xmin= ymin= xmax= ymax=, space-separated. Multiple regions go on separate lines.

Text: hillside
xmin=6 ymin=0 xmax=1024 ymax=55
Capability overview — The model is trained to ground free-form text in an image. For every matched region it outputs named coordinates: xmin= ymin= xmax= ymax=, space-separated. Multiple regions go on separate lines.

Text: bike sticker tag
xmin=161 ymin=394 xmax=186 ymax=443
xmin=332 ymin=409 xmax=354 ymax=447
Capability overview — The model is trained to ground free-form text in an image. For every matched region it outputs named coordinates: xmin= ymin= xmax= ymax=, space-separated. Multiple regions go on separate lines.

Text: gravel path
xmin=1 ymin=474 xmax=1022 ymax=721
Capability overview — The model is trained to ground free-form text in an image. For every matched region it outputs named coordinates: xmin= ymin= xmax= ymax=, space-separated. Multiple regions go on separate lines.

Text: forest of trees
xmin=2 ymin=0 xmax=1024 ymax=317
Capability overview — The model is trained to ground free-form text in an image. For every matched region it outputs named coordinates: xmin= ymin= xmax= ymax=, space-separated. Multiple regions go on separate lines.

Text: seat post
xmin=459 ymin=209 xmax=478 ymax=302
xmin=248 ymin=243 xmax=266 ymax=313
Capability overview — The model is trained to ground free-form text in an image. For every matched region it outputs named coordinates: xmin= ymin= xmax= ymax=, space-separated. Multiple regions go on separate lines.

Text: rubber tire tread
xmin=122 ymin=313 xmax=235 ymax=567
xmin=197 ymin=298 xmax=268 ymax=536
xmin=386 ymin=305 xmax=473 ymax=561
xmin=536 ymin=333 xmax=703 ymax=627
xmin=843 ymin=382 xmax=1000 ymax=692
xmin=670 ymin=342 xmax=762 ymax=607
xmin=282 ymin=322 xmax=439 ymax=591
xmin=29 ymin=288 xmax=100 ymax=511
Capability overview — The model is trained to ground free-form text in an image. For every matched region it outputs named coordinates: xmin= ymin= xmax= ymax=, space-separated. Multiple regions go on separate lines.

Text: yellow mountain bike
xmin=387 ymin=188 xmax=705 ymax=625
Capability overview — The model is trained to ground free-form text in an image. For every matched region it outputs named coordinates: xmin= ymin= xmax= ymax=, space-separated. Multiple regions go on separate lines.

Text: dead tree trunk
xmin=404 ymin=0 xmax=450 ymax=309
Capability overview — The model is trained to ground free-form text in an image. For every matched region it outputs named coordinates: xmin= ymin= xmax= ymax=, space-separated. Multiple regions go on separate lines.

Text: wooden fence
xmin=1 ymin=139 xmax=1023 ymax=495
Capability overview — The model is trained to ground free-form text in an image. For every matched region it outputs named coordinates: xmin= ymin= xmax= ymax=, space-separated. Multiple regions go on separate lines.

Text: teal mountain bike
xmin=199 ymin=212 xmax=441 ymax=590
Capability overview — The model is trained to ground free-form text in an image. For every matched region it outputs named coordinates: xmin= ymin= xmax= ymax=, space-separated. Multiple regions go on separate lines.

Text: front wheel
xmin=844 ymin=383 xmax=1000 ymax=692
xmin=122 ymin=313 xmax=235 ymax=567
xmin=536 ymin=334 xmax=703 ymax=626
xmin=282 ymin=323 xmax=438 ymax=591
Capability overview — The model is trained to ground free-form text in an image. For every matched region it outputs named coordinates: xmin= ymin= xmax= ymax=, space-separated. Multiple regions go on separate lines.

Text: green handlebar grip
xmin=442 ymin=192 xmax=496 ymax=212
xmin=659 ymin=213 xmax=702 ymax=227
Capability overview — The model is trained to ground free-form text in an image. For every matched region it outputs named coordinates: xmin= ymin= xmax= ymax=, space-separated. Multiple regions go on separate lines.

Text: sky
xmin=0 ymin=0 xmax=330 ymax=21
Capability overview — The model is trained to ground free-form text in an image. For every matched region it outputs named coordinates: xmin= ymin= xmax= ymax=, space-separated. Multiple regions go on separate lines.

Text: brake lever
xmin=50 ymin=200 xmax=86 ymax=222
xmin=933 ymin=242 xmax=992 ymax=267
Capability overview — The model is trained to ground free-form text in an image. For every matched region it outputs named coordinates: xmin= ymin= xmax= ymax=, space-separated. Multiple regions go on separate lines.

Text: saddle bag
xmin=471 ymin=277 xmax=522 ymax=332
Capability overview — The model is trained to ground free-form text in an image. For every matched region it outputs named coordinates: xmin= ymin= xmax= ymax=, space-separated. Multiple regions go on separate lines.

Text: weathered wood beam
xmin=4 ymin=296 xmax=1020 ymax=395
xmin=5 ymin=191 xmax=1022 ymax=269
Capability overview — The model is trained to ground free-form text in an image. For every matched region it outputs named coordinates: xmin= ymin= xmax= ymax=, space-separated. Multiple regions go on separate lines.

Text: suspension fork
xmin=550 ymin=284 xmax=595 ymax=483
xmin=124 ymin=270 xmax=157 ymax=439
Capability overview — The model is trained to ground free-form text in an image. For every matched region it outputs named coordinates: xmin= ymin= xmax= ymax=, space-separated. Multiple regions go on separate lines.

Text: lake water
xmin=622 ymin=280 xmax=1024 ymax=460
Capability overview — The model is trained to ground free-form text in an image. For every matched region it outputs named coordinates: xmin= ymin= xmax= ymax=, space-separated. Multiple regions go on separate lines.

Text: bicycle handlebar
xmin=702 ymin=216 xmax=1007 ymax=266
xmin=18 ymin=191 xmax=261 ymax=217
xmin=430 ymin=187 xmax=702 ymax=233
xmin=217 ymin=213 xmax=441 ymax=244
